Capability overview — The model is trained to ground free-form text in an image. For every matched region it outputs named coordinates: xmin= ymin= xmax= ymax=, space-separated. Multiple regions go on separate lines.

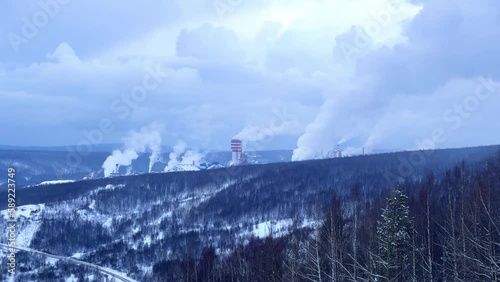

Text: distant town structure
xmin=165 ymin=161 xmax=224 ymax=173
xmin=110 ymin=164 xmax=121 ymax=177
xmin=107 ymin=138 xmax=262 ymax=176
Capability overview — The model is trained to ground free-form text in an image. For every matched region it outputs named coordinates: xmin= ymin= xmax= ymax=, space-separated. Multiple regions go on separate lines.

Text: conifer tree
xmin=377 ymin=190 xmax=413 ymax=281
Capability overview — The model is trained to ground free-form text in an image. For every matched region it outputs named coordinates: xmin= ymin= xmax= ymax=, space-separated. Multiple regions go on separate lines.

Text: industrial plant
xmin=107 ymin=139 xmax=352 ymax=177
xmin=230 ymin=139 xmax=248 ymax=166
xmin=162 ymin=139 xmax=247 ymax=173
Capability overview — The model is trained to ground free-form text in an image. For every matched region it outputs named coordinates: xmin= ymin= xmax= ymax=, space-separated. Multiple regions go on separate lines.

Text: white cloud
xmin=1 ymin=0 xmax=499 ymax=155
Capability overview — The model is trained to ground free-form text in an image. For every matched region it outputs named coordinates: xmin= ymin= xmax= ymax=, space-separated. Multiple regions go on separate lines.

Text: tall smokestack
xmin=231 ymin=139 xmax=242 ymax=165
xmin=335 ymin=144 xmax=342 ymax=158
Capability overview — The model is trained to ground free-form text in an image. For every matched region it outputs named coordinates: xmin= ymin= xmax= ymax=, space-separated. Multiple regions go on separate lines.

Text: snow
xmin=166 ymin=164 xmax=200 ymax=172
xmin=0 ymin=204 xmax=44 ymax=247
xmin=74 ymin=201 xmax=122 ymax=227
xmin=98 ymin=266 xmax=138 ymax=282
xmin=17 ymin=221 xmax=42 ymax=247
xmin=1 ymin=204 xmax=44 ymax=219
xmin=144 ymin=235 xmax=151 ymax=246
xmin=65 ymin=274 xmax=78 ymax=282
xmin=153 ymin=211 xmax=172 ymax=225
xmin=208 ymin=164 xmax=225 ymax=169
xmin=46 ymin=257 xmax=58 ymax=265
xmin=141 ymin=265 xmax=153 ymax=274
xmin=103 ymin=217 xmax=113 ymax=229
xmin=239 ymin=218 xmax=317 ymax=239
xmin=39 ymin=180 xmax=75 ymax=185
xmin=249 ymin=219 xmax=294 ymax=238
xmin=88 ymin=200 xmax=96 ymax=210
xmin=301 ymin=218 xmax=320 ymax=228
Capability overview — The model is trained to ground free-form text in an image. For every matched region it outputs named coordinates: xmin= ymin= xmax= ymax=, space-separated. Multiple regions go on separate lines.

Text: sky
xmin=1 ymin=0 xmax=499 ymax=160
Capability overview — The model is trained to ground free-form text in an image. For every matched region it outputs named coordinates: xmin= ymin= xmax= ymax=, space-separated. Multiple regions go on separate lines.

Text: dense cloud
xmin=1 ymin=0 xmax=499 ymax=158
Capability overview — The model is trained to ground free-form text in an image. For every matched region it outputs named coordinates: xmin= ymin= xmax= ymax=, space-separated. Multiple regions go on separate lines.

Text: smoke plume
xmin=102 ymin=124 xmax=163 ymax=177
xmin=164 ymin=141 xmax=186 ymax=171
xmin=164 ymin=141 xmax=204 ymax=171
xmin=102 ymin=149 xmax=139 ymax=177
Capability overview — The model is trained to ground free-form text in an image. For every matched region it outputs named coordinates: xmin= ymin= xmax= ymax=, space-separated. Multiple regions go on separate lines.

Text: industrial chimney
xmin=231 ymin=139 xmax=242 ymax=165
xmin=335 ymin=145 xmax=342 ymax=158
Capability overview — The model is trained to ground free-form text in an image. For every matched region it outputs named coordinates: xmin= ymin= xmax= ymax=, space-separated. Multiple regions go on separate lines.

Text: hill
xmin=0 ymin=145 xmax=499 ymax=281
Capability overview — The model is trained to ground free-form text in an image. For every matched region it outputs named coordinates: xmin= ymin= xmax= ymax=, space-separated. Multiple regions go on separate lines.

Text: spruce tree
xmin=377 ymin=190 xmax=413 ymax=281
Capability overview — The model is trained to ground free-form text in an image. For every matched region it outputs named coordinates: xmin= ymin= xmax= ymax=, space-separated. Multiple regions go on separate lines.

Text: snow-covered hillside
xmin=1 ymin=145 xmax=499 ymax=280
xmin=0 ymin=150 xmax=293 ymax=190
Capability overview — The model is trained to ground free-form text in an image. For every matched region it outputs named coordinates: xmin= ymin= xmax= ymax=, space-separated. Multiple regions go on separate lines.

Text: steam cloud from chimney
xmin=102 ymin=124 xmax=163 ymax=177
xmin=164 ymin=141 xmax=204 ymax=171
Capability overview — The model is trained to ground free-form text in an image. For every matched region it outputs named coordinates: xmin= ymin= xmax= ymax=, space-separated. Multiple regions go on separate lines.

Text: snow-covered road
xmin=0 ymin=243 xmax=137 ymax=282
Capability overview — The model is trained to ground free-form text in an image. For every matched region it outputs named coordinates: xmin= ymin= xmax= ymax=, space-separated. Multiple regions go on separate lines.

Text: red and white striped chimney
xmin=231 ymin=139 xmax=242 ymax=165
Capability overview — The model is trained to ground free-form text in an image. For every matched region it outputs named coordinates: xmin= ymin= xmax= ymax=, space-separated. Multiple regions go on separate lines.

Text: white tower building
xmin=231 ymin=139 xmax=242 ymax=165
xmin=335 ymin=145 xmax=342 ymax=158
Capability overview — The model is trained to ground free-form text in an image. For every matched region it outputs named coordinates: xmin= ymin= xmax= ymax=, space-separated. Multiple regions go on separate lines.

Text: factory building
xmin=110 ymin=164 xmax=121 ymax=177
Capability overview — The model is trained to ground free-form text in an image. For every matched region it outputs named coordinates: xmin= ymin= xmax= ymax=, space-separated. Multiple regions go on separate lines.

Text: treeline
xmin=31 ymin=219 xmax=112 ymax=256
xmin=6 ymin=144 xmax=500 ymax=209
xmin=0 ymin=251 xmax=107 ymax=281
xmin=151 ymin=154 xmax=500 ymax=282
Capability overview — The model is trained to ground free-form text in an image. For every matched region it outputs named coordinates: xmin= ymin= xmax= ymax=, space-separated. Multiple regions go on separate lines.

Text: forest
xmin=150 ymin=154 xmax=500 ymax=282
xmin=1 ymin=146 xmax=499 ymax=281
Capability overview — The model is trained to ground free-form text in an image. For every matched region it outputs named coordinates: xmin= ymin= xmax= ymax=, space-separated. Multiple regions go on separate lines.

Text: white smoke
xmin=342 ymin=146 xmax=364 ymax=156
xmin=338 ymin=136 xmax=350 ymax=145
xmin=164 ymin=141 xmax=204 ymax=171
xmin=124 ymin=125 xmax=163 ymax=173
xmin=289 ymin=0 xmax=424 ymax=161
xmin=292 ymin=98 xmax=338 ymax=161
xmin=102 ymin=149 xmax=139 ymax=177
xmin=233 ymin=110 xmax=297 ymax=151
xmin=164 ymin=141 xmax=186 ymax=171
xmin=125 ymin=166 xmax=133 ymax=176
xmin=102 ymin=124 xmax=163 ymax=177
xmin=234 ymin=125 xmax=267 ymax=142
xmin=180 ymin=150 xmax=204 ymax=166
xmin=291 ymin=95 xmax=377 ymax=161
xmin=290 ymin=67 xmax=389 ymax=162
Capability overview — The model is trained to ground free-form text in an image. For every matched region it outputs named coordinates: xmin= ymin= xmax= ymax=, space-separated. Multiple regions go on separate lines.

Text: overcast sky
xmin=1 ymin=0 xmax=499 ymax=159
